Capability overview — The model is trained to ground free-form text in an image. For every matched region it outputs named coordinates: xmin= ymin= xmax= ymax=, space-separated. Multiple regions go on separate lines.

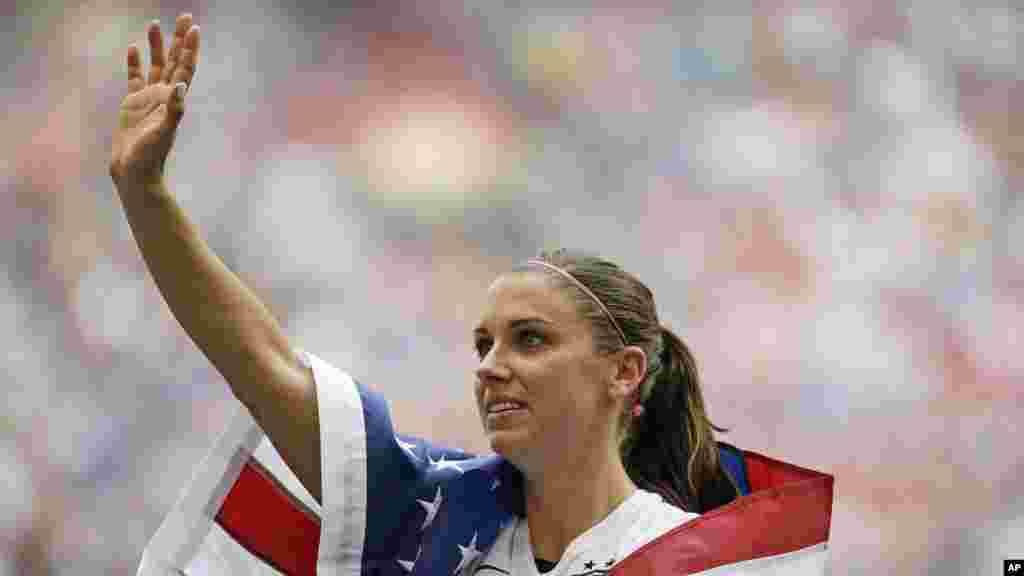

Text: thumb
xmin=164 ymin=82 xmax=188 ymax=129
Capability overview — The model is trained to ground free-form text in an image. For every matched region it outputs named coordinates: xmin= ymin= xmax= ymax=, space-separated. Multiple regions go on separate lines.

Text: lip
xmin=484 ymin=395 xmax=528 ymax=413
xmin=485 ymin=406 xmax=527 ymax=426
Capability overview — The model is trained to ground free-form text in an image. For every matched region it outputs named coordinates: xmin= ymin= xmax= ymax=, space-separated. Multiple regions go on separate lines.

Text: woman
xmin=116 ymin=15 xmax=826 ymax=576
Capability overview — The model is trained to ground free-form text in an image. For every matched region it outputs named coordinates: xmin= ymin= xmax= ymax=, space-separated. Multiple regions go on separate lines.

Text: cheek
xmin=531 ymin=388 xmax=594 ymax=453
xmin=531 ymin=363 xmax=592 ymax=420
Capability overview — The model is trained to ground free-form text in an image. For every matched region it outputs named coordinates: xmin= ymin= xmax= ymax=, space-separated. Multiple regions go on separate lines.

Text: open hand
xmin=109 ymin=14 xmax=200 ymax=187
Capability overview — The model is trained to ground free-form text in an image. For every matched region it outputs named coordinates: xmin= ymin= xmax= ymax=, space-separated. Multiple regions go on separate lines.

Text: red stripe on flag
xmin=611 ymin=451 xmax=833 ymax=575
xmin=744 ymin=450 xmax=825 ymax=493
xmin=215 ymin=457 xmax=321 ymax=575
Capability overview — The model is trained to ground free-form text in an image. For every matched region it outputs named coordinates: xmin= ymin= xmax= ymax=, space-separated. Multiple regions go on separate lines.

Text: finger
xmin=127 ymin=44 xmax=145 ymax=93
xmin=163 ymin=82 xmax=188 ymax=132
xmin=162 ymin=13 xmax=193 ymax=84
xmin=147 ymin=20 xmax=165 ymax=85
xmin=170 ymin=25 xmax=200 ymax=89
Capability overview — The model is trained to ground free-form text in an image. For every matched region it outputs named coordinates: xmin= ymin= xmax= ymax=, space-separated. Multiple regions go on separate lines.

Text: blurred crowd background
xmin=2 ymin=0 xmax=1022 ymax=574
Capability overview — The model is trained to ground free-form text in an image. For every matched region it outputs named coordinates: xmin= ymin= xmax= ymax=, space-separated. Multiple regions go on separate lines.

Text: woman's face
xmin=473 ymin=271 xmax=615 ymax=471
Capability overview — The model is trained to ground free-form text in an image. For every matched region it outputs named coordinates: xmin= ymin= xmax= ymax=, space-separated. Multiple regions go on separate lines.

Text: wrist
xmin=113 ymin=172 xmax=168 ymax=200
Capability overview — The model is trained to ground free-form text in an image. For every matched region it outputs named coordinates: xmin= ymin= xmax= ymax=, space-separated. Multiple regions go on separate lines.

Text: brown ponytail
xmin=621 ymin=326 xmax=739 ymax=512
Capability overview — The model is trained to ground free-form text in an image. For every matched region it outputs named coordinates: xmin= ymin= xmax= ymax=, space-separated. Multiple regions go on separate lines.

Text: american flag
xmin=137 ymin=350 xmax=833 ymax=575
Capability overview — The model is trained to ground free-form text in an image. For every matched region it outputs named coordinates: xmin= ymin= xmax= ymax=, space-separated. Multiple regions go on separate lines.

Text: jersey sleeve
xmin=299 ymin=349 xmax=476 ymax=575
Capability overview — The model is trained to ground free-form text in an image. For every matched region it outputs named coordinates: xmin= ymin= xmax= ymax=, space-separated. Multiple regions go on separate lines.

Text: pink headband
xmin=525 ymin=259 xmax=628 ymax=346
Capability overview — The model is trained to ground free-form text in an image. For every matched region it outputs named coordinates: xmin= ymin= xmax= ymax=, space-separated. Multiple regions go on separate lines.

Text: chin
xmin=486 ymin=429 xmax=529 ymax=461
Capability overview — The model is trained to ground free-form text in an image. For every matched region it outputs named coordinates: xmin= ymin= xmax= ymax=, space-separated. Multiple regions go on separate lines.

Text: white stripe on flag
xmin=304 ymin=349 xmax=369 ymax=575
xmin=137 ymin=403 xmax=264 ymax=575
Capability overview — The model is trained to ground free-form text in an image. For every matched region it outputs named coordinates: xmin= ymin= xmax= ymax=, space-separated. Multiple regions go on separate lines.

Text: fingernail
xmin=175 ymin=82 xmax=187 ymax=99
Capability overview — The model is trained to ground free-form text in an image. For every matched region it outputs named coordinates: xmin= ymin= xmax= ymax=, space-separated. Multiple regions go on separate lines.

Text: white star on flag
xmin=396 ymin=543 xmax=422 ymax=572
xmin=396 ymin=435 xmax=419 ymax=460
xmin=428 ymin=453 xmax=466 ymax=475
xmin=453 ymin=531 xmax=482 ymax=575
xmin=416 ymin=485 xmax=443 ymax=530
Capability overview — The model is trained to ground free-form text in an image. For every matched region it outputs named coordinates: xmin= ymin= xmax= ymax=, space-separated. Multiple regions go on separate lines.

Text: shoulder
xmin=622 ymin=490 xmax=699 ymax=552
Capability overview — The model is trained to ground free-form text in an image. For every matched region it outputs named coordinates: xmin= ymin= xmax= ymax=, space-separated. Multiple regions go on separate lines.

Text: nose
xmin=475 ymin=346 xmax=510 ymax=384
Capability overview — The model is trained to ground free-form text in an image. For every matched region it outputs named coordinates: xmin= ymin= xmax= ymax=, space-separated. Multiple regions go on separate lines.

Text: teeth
xmin=489 ymin=402 xmax=523 ymax=413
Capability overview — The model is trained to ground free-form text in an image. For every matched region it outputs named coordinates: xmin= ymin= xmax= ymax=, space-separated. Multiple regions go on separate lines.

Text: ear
xmin=607 ymin=345 xmax=647 ymax=402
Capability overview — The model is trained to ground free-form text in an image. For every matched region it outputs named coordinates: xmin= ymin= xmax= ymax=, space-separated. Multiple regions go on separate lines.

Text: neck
xmin=523 ymin=447 xmax=637 ymax=563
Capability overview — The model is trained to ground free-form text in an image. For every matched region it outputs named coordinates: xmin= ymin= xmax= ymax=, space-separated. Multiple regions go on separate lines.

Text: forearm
xmin=116 ymin=179 xmax=292 ymax=407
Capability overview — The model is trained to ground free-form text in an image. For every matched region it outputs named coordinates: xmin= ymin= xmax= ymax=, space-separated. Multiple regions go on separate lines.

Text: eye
xmin=519 ymin=329 xmax=545 ymax=348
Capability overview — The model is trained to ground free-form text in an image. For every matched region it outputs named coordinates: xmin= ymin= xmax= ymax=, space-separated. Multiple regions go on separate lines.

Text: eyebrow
xmin=473 ymin=317 xmax=552 ymax=336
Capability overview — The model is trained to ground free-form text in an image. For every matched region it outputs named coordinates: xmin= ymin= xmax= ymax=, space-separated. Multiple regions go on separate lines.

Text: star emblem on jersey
xmin=568 ymin=564 xmax=611 ymax=576
xmin=562 ymin=558 xmax=616 ymax=576
xmin=416 ymin=485 xmax=443 ymax=530
xmin=453 ymin=532 xmax=482 ymax=575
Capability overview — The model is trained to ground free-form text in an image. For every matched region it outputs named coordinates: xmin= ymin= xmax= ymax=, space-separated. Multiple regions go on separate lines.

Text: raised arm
xmin=109 ymin=15 xmax=321 ymax=503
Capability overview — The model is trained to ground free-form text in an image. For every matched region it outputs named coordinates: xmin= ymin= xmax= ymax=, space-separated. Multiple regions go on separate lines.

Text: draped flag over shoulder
xmin=137 ymin=350 xmax=833 ymax=575
xmin=609 ymin=453 xmax=833 ymax=575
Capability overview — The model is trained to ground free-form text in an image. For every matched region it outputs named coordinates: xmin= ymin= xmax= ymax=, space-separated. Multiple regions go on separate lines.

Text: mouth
xmin=486 ymin=400 xmax=526 ymax=414
xmin=484 ymin=400 xmax=528 ymax=425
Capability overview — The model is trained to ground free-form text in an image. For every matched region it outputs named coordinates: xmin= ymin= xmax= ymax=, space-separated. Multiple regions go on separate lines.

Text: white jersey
xmin=464 ymin=489 xmax=698 ymax=576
